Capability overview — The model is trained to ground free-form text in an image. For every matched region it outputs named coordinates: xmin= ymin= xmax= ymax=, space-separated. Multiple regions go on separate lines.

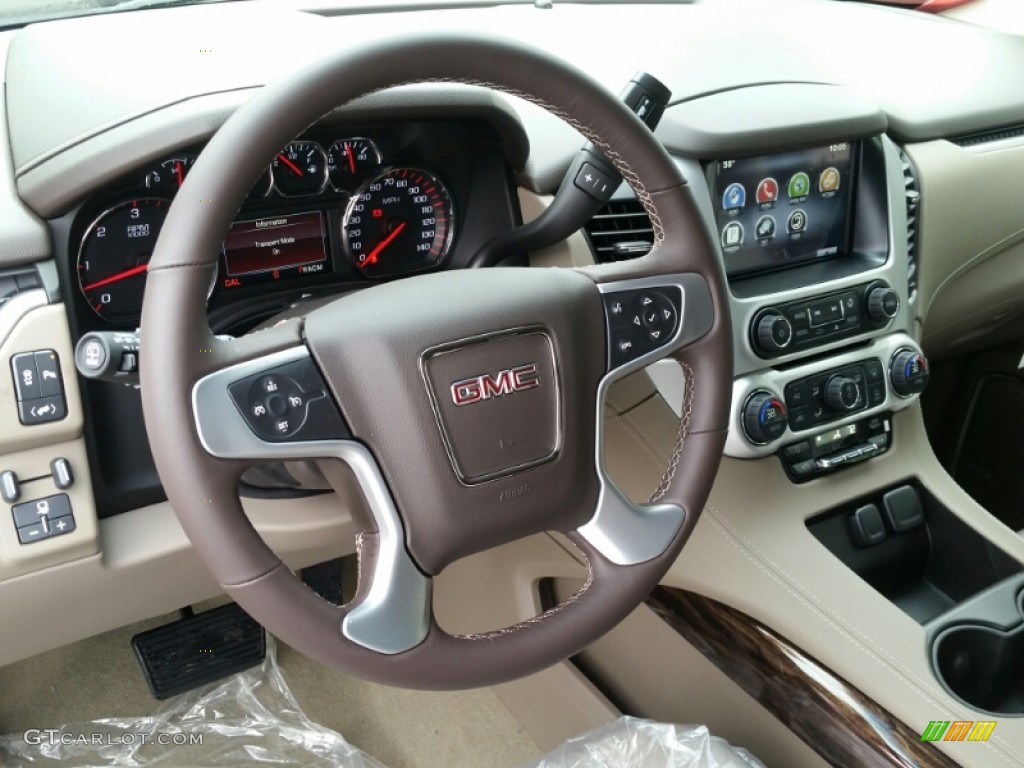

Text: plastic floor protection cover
xmin=0 ymin=636 xmax=765 ymax=768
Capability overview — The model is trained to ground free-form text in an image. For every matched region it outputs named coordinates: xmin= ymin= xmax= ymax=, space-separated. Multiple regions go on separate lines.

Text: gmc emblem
xmin=451 ymin=364 xmax=540 ymax=406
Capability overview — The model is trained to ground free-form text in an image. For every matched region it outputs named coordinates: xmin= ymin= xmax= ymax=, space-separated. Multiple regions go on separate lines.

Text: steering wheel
xmin=140 ymin=34 xmax=732 ymax=690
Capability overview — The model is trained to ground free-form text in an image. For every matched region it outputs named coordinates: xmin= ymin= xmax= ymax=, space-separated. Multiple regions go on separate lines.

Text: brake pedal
xmin=131 ymin=602 xmax=266 ymax=699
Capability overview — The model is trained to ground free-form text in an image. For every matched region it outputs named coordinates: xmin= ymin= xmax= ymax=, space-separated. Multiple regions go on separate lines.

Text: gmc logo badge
xmin=451 ymin=364 xmax=540 ymax=406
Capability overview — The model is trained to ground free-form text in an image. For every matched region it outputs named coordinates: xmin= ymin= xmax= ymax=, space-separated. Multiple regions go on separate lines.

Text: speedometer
xmin=342 ymin=168 xmax=454 ymax=279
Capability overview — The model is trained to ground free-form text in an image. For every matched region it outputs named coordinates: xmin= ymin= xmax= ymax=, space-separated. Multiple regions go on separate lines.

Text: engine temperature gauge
xmin=328 ymin=138 xmax=381 ymax=188
xmin=144 ymin=156 xmax=195 ymax=193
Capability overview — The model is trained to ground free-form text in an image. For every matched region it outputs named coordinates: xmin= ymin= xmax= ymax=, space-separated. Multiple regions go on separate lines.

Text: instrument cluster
xmin=73 ymin=124 xmax=469 ymax=329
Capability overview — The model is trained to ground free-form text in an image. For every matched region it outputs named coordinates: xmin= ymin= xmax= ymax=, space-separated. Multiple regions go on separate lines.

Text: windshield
xmin=0 ymin=0 xmax=232 ymax=26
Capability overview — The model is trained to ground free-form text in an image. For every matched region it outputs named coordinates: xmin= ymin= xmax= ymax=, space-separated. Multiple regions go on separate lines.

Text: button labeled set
xmin=11 ymin=349 xmax=67 ymax=426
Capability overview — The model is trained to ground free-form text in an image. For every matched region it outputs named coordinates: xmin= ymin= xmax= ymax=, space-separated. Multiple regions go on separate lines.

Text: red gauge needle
xmin=175 ymin=161 xmax=184 ymax=188
xmin=82 ymin=264 xmax=148 ymax=291
xmin=277 ymin=153 xmax=304 ymax=177
xmin=363 ymin=222 xmax=407 ymax=266
xmin=345 ymin=143 xmax=356 ymax=175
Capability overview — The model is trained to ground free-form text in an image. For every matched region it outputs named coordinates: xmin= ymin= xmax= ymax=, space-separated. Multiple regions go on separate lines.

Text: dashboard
xmin=3 ymin=7 xmax=1024 ymax=764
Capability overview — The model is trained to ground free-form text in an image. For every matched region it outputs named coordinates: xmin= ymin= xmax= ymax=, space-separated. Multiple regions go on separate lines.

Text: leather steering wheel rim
xmin=141 ymin=33 xmax=733 ymax=690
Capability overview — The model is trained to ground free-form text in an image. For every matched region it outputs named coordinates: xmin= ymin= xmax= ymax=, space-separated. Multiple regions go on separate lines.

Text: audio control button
xmin=866 ymin=282 xmax=900 ymax=325
xmin=753 ymin=311 xmax=793 ymax=356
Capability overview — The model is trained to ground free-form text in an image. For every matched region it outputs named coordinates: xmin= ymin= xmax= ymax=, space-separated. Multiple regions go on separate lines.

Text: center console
xmin=693 ymin=134 xmax=930 ymax=480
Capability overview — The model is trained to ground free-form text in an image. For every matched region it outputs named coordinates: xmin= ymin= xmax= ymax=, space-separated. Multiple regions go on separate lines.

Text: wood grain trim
xmin=646 ymin=588 xmax=961 ymax=767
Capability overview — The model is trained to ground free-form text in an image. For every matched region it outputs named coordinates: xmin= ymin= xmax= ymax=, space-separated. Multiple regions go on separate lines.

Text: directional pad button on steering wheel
xmin=226 ymin=356 xmax=349 ymax=442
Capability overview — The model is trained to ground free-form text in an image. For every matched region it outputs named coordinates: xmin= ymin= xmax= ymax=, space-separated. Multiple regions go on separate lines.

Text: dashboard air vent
xmin=951 ymin=124 xmax=1024 ymax=148
xmin=583 ymin=199 xmax=654 ymax=263
xmin=898 ymin=148 xmax=920 ymax=304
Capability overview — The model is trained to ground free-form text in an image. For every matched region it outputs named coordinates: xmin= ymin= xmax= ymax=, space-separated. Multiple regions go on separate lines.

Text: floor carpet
xmin=0 ymin=604 xmax=541 ymax=767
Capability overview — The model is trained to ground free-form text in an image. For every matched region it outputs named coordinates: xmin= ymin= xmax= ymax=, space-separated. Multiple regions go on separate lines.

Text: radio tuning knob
xmin=754 ymin=311 xmax=793 ymax=356
xmin=866 ymin=283 xmax=900 ymax=324
xmin=742 ymin=390 xmax=788 ymax=445
xmin=824 ymin=375 xmax=861 ymax=412
xmin=890 ymin=348 xmax=930 ymax=396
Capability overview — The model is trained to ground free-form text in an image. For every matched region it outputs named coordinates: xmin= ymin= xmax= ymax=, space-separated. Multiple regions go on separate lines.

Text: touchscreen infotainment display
xmin=710 ymin=143 xmax=856 ymax=278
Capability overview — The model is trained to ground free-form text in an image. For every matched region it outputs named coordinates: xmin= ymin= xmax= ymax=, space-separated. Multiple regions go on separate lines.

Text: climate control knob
xmin=890 ymin=348 xmax=930 ymax=396
xmin=742 ymin=390 xmax=788 ymax=445
xmin=866 ymin=283 xmax=900 ymax=325
xmin=824 ymin=375 xmax=862 ymax=412
xmin=753 ymin=311 xmax=793 ymax=356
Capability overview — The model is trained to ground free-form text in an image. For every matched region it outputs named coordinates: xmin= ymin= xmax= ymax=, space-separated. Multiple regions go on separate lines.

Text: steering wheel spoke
xmin=192 ymin=343 xmax=431 ymax=654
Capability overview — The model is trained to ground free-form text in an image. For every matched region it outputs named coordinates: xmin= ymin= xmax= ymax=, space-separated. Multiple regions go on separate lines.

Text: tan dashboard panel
xmin=904 ymin=139 xmax=1024 ymax=356
xmin=0 ymin=302 xmax=99 ymax=579
xmin=0 ymin=438 xmax=98 ymax=581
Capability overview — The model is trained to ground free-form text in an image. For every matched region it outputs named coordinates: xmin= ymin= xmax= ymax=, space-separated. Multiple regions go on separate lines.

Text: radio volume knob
xmin=742 ymin=390 xmax=788 ymax=445
xmin=754 ymin=311 xmax=793 ymax=356
xmin=824 ymin=375 xmax=861 ymax=412
xmin=890 ymin=348 xmax=930 ymax=396
xmin=866 ymin=283 xmax=900 ymax=324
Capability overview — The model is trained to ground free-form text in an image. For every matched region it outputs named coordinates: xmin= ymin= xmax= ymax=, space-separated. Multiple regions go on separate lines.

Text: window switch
xmin=850 ymin=503 xmax=887 ymax=547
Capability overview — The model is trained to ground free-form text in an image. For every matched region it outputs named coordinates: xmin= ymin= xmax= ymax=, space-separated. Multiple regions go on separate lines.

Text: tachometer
xmin=77 ymin=198 xmax=169 ymax=323
xmin=342 ymin=168 xmax=454 ymax=279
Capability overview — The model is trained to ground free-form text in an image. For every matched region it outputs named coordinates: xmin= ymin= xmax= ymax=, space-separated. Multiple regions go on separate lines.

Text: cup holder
xmin=934 ymin=622 xmax=1024 ymax=714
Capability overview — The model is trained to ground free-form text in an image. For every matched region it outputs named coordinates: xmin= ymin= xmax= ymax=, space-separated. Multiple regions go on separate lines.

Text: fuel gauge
xmin=328 ymin=138 xmax=381 ymax=189
xmin=272 ymin=141 xmax=328 ymax=197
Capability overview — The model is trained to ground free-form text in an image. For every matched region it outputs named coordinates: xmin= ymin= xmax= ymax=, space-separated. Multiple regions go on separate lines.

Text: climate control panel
xmin=727 ymin=333 xmax=928 ymax=461
xmin=749 ymin=281 xmax=899 ymax=359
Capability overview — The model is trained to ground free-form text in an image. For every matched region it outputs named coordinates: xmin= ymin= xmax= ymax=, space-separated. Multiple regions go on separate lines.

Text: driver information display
xmin=223 ymin=211 xmax=327 ymax=276
xmin=711 ymin=143 xmax=855 ymax=278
